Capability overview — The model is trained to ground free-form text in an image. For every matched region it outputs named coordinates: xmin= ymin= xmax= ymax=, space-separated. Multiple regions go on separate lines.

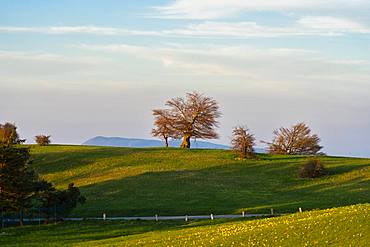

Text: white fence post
xmin=155 ymin=214 xmax=158 ymax=221
xmin=210 ymin=214 xmax=214 ymax=220
xmin=242 ymin=211 xmax=245 ymax=217
xmin=185 ymin=215 xmax=188 ymax=221
xmin=103 ymin=213 xmax=106 ymax=221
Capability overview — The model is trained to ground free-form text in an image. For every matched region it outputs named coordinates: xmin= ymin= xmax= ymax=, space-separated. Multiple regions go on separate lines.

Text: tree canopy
xmin=0 ymin=145 xmax=45 ymax=225
xmin=265 ymin=122 xmax=322 ymax=155
xmin=151 ymin=109 xmax=175 ymax=147
xmin=153 ymin=92 xmax=221 ymax=148
xmin=35 ymin=135 xmax=51 ymax=146
xmin=231 ymin=126 xmax=255 ymax=158
xmin=0 ymin=123 xmax=85 ymax=226
xmin=0 ymin=122 xmax=25 ymax=146
xmin=0 ymin=145 xmax=85 ymax=226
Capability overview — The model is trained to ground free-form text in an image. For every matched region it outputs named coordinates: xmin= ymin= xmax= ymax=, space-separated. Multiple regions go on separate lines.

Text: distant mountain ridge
xmin=83 ymin=136 xmax=266 ymax=153
xmin=83 ymin=136 xmax=231 ymax=149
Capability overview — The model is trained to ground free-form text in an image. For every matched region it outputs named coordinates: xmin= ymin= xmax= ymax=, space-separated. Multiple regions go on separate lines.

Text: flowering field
xmin=115 ymin=204 xmax=370 ymax=246
xmin=1 ymin=204 xmax=369 ymax=246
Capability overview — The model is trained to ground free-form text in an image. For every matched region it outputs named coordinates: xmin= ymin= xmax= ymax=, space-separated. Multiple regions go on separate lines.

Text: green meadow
xmin=2 ymin=145 xmax=370 ymax=246
xmin=1 ymin=204 xmax=369 ymax=246
xmin=27 ymin=145 xmax=370 ymax=217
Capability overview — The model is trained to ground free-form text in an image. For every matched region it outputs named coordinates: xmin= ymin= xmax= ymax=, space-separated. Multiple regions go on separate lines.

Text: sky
xmin=1 ymin=0 xmax=370 ymax=157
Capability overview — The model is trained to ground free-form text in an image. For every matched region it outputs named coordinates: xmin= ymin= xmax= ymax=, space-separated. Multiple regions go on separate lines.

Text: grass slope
xmin=28 ymin=145 xmax=370 ymax=217
xmin=1 ymin=204 xmax=369 ymax=246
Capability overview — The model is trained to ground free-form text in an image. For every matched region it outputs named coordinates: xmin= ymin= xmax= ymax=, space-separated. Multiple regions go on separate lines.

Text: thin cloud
xmin=155 ymin=0 xmax=370 ymax=19
xmin=162 ymin=20 xmax=370 ymax=38
xmin=1 ymin=17 xmax=369 ymax=40
xmin=0 ymin=50 xmax=103 ymax=64
xmin=0 ymin=26 xmax=162 ymax=36
xmin=78 ymin=43 xmax=370 ymax=82
xmin=298 ymin=16 xmax=370 ymax=33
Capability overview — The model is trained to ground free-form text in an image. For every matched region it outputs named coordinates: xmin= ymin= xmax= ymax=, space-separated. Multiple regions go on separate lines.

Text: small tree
xmin=35 ymin=135 xmax=51 ymax=146
xmin=154 ymin=92 xmax=221 ymax=148
xmin=39 ymin=183 xmax=85 ymax=223
xmin=265 ymin=122 xmax=322 ymax=155
xmin=231 ymin=126 xmax=255 ymax=158
xmin=1 ymin=126 xmax=84 ymax=226
xmin=0 ymin=122 xmax=25 ymax=145
xmin=152 ymin=110 xmax=175 ymax=147
xmin=0 ymin=145 xmax=43 ymax=226
xmin=299 ymin=159 xmax=328 ymax=178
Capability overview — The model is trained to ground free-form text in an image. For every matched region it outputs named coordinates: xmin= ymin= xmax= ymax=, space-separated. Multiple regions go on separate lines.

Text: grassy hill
xmin=1 ymin=204 xmax=369 ymax=246
xmin=28 ymin=145 xmax=370 ymax=217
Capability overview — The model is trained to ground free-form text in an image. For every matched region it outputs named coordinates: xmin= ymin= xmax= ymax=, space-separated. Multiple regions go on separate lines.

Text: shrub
xmin=265 ymin=122 xmax=322 ymax=155
xmin=299 ymin=159 xmax=328 ymax=178
xmin=0 ymin=122 xmax=25 ymax=145
xmin=231 ymin=126 xmax=255 ymax=158
xmin=35 ymin=135 xmax=51 ymax=146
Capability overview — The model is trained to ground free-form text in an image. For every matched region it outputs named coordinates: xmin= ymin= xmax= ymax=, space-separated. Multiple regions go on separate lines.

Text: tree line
xmin=152 ymin=92 xmax=323 ymax=158
xmin=0 ymin=123 xmax=85 ymax=226
xmin=0 ymin=122 xmax=51 ymax=146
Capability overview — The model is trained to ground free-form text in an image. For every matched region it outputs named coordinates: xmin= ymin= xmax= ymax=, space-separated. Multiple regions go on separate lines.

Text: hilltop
xmin=29 ymin=145 xmax=370 ymax=217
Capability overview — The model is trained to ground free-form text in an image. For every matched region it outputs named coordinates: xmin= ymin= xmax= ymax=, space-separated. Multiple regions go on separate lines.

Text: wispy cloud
xmin=0 ymin=26 xmax=162 ymax=36
xmin=297 ymin=16 xmax=370 ymax=33
xmin=155 ymin=0 xmax=370 ymax=19
xmin=7 ymin=42 xmax=369 ymax=97
xmin=77 ymin=43 xmax=249 ymax=76
xmin=1 ymin=16 xmax=369 ymax=40
xmin=0 ymin=50 xmax=103 ymax=64
xmin=77 ymin=43 xmax=370 ymax=84
xmin=161 ymin=18 xmax=370 ymax=38
xmin=0 ymin=26 xmax=120 ymax=35
xmin=0 ymin=50 xmax=106 ymax=88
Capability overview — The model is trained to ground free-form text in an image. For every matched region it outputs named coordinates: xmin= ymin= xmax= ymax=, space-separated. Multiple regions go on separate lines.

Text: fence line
xmin=2 ymin=212 xmax=287 ymax=224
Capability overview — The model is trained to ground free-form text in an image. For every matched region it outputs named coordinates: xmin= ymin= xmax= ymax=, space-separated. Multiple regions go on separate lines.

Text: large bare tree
xmin=231 ymin=126 xmax=255 ymax=158
xmin=153 ymin=92 xmax=221 ymax=148
xmin=265 ymin=122 xmax=322 ymax=155
xmin=151 ymin=109 xmax=175 ymax=147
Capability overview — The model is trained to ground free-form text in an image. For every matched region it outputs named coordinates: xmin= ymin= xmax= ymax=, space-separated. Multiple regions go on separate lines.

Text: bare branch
xmin=266 ymin=122 xmax=322 ymax=155
xmin=231 ymin=126 xmax=255 ymax=158
xmin=152 ymin=92 xmax=221 ymax=148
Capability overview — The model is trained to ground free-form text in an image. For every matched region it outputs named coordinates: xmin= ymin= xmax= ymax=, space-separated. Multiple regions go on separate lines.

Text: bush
xmin=231 ymin=126 xmax=255 ymax=159
xmin=0 ymin=122 xmax=25 ymax=145
xmin=266 ymin=122 xmax=322 ymax=155
xmin=35 ymin=135 xmax=51 ymax=146
xmin=299 ymin=159 xmax=328 ymax=178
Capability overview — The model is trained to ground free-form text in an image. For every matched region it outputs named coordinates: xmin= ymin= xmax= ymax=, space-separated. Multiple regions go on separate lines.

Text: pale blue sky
xmin=1 ymin=0 xmax=370 ymax=157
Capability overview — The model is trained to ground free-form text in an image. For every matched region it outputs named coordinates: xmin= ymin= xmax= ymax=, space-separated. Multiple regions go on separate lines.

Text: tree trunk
xmin=19 ymin=208 xmax=24 ymax=227
xmin=44 ymin=209 xmax=50 ymax=224
xmin=180 ymin=134 xmax=191 ymax=148
xmin=1 ymin=207 xmax=4 ymax=229
xmin=242 ymin=145 xmax=247 ymax=158
xmin=164 ymin=137 xmax=169 ymax=148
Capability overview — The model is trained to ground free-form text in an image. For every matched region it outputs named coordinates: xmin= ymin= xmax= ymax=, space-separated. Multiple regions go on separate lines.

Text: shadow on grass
xmin=0 ymin=217 xmax=257 ymax=246
xmin=72 ymin=159 xmax=369 ymax=217
xmin=326 ymin=162 xmax=370 ymax=175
